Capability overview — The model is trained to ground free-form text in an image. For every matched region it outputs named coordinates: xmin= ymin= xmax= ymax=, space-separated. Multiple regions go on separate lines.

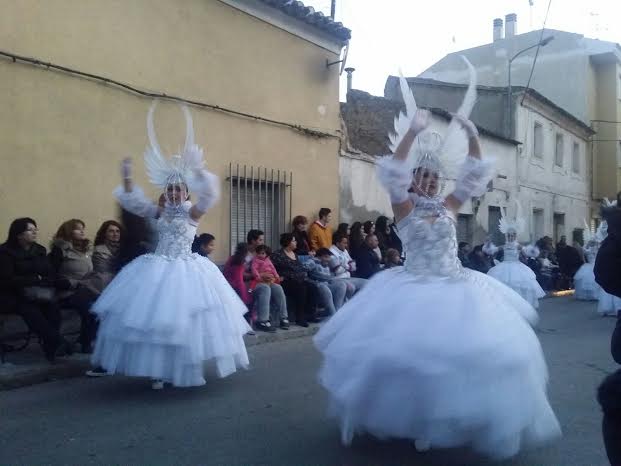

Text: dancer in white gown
xmin=485 ymin=203 xmax=546 ymax=309
xmin=91 ymin=102 xmax=251 ymax=389
xmin=314 ymin=61 xmax=561 ymax=460
xmin=574 ymin=221 xmax=601 ymax=301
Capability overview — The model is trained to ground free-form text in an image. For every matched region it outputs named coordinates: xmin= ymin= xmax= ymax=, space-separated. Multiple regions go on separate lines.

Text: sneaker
xmin=151 ymin=379 xmax=164 ymax=390
xmin=255 ymin=321 xmax=277 ymax=333
xmin=296 ymin=320 xmax=309 ymax=328
xmin=280 ymin=319 xmax=290 ymax=330
xmin=246 ymin=329 xmax=256 ymax=336
xmin=85 ymin=367 xmax=109 ymax=377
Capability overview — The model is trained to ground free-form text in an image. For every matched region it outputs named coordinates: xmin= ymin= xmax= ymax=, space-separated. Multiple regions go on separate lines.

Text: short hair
xmin=318 ymin=208 xmax=331 ymax=219
xmin=255 ymin=244 xmax=271 ymax=255
xmin=280 ymin=232 xmax=295 ymax=248
xmin=333 ymin=232 xmax=349 ymax=244
xmin=292 ymin=215 xmax=308 ymax=228
xmin=191 ymin=233 xmax=215 ymax=254
xmin=247 ymin=229 xmax=264 ymax=244
xmin=316 ymin=248 xmax=333 ymax=258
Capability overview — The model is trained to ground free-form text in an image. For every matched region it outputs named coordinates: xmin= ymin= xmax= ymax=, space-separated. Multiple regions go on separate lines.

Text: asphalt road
xmin=0 ymin=297 xmax=617 ymax=466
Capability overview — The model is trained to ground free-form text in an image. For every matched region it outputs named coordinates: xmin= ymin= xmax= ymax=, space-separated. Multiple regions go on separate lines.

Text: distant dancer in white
xmin=314 ymin=58 xmax=561 ymax=460
xmin=91 ymin=102 xmax=250 ymax=390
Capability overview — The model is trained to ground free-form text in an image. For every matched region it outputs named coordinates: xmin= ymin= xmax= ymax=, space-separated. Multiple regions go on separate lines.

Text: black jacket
xmin=595 ymin=207 xmax=621 ymax=299
xmin=354 ymin=246 xmax=381 ymax=279
xmin=0 ymin=243 xmax=55 ymax=293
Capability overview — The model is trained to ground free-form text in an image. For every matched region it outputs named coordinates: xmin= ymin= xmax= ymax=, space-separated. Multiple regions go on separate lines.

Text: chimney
xmin=505 ymin=13 xmax=517 ymax=37
xmin=493 ymin=18 xmax=503 ymax=42
xmin=345 ymin=67 xmax=355 ymax=94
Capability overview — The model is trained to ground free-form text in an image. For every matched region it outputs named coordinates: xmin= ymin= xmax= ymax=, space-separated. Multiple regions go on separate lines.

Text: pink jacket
xmin=223 ymin=258 xmax=251 ymax=306
xmin=251 ymin=256 xmax=280 ymax=282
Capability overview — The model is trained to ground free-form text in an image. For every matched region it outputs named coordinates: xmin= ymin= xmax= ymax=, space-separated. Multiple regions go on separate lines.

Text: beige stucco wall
xmin=0 ymin=0 xmax=342 ymax=262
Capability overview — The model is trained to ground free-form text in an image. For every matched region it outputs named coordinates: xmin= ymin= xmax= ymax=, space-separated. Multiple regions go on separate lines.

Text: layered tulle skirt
xmin=314 ymin=267 xmax=560 ymax=460
xmin=487 ymin=261 xmax=546 ymax=308
xmin=91 ymin=253 xmax=251 ymax=386
xmin=573 ymin=263 xmax=600 ymax=301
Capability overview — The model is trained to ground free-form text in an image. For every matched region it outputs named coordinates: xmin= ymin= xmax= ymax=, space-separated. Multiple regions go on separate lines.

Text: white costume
xmin=574 ymin=221 xmax=601 ymax=301
xmin=485 ymin=203 xmax=546 ymax=308
xmin=91 ymin=103 xmax=251 ymax=387
xmin=314 ymin=61 xmax=560 ymax=460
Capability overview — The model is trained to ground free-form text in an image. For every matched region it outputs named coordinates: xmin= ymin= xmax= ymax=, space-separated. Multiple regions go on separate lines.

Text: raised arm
xmin=114 ymin=158 xmax=160 ymax=218
xmin=445 ymin=115 xmax=492 ymax=214
xmin=377 ymin=109 xmax=430 ymax=223
xmin=189 ymin=169 xmax=220 ymax=222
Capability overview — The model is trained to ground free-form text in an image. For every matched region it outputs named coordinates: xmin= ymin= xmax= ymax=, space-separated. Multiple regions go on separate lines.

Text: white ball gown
xmin=91 ymin=187 xmax=251 ymax=387
xmin=314 ymin=157 xmax=561 ymax=460
xmin=487 ymin=243 xmax=546 ymax=308
xmin=574 ymin=247 xmax=600 ymax=301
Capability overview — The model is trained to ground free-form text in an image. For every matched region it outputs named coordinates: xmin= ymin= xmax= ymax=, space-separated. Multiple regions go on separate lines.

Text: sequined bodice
xmin=398 ymin=206 xmax=464 ymax=279
xmin=154 ymin=213 xmax=197 ymax=259
xmin=503 ymin=243 xmax=520 ymax=262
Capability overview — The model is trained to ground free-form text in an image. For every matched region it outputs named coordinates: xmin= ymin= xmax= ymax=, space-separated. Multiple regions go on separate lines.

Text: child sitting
xmin=250 ymin=245 xmax=281 ymax=289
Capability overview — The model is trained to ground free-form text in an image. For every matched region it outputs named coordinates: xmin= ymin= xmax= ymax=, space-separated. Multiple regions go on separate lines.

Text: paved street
xmin=0 ymin=297 xmax=617 ymax=466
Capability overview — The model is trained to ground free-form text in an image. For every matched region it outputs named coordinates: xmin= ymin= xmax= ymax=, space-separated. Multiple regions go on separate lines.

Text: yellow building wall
xmin=0 ymin=0 xmax=342 ymax=262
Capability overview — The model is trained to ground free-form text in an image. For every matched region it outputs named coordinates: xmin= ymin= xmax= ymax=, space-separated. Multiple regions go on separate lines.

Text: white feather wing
xmin=388 ymin=72 xmax=418 ymax=153
xmin=439 ymin=57 xmax=478 ymax=178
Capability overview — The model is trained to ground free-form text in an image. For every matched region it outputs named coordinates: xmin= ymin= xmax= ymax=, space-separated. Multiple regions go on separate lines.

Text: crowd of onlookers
xmin=220 ymin=208 xmax=405 ymax=333
xmin=457 ymin=234 xmax=587 ymax=292
xmin=0 ymin=201 xmax=599 ymax=363
xmin=0 ymin=207 xmax=406 ymax=362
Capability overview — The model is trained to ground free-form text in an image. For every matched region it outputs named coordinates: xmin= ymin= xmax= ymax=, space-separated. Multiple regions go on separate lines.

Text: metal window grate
xmin=228 ymin=164 xmax=292 ymax=253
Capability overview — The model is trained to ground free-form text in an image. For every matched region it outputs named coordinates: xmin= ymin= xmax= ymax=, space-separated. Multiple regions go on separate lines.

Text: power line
xmin=520 ymin=0 xmax=553 ymax=106
xmin=0 ymin=49 xmax=339 ymax=140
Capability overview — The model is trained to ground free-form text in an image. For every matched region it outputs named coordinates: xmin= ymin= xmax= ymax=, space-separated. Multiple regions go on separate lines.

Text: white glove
xmin=121 ymin=158 xmax=132 ymax=179
xmin=193 ymin=169 xmax=221 ymax=213
xmin=452 ymin=114 xmax=479 ymax=138
xmin=410 ymin=109 xmax=430 ymax=134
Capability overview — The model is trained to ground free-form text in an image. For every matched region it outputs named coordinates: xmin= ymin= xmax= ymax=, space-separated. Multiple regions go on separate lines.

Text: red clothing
xmin=250 ymin=256 xmax=281 ymax=289
xmin=223 ymin=258 xmax=251 ymax=306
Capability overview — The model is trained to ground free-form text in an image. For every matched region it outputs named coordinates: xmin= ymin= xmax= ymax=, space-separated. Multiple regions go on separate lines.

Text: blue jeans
xmin=315 ymin=281 xmax=347 ymax=315
xmin=253 ymin=283 xmax=288 ymax=323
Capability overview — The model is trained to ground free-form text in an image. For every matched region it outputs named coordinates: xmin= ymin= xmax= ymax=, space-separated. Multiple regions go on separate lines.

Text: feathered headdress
xmin=499 ymin=199 xmax=525 ymax=235
xmin=144 ymin=101 xmax=205 ymax=192
xmin=388 ymin=56 xmax=478 ymax=184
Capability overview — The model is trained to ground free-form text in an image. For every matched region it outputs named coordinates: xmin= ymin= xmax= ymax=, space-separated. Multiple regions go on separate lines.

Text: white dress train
xmin=314 ymin=156 xmax=561 ymax=460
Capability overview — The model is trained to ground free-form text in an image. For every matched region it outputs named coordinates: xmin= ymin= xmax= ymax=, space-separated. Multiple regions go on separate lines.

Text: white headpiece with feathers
xmin=499 ymin=199 xmax=525 ymax=235
xmin=388 ymin=56 xmax=478 ymax=181
xmin=144 ymin=101 xmax=205 ymax=192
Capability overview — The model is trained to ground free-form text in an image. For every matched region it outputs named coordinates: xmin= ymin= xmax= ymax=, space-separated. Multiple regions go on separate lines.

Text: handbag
xmin=22 ymin=286 xmax=56 ymax=303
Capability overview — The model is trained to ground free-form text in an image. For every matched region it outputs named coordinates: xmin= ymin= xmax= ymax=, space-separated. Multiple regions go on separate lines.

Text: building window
xmin=555 ymin=133 xmax=564 ymax=167
xmin=572 ymin=142 xmax=580 ymax=174
xmin=457 ymin=214 xmax=473 ymax=244
xmin=553 ymin=213 xmax=565 ymax=243
xmin=488 ymin=206 xmax=504 ymax=245
xmin=533 ymin=122 xmax=543 ymax=159
xmin=229 ymin=164 xmax=292 ymax=253
xmin=532 ymin=209 xmax=544 ymax=240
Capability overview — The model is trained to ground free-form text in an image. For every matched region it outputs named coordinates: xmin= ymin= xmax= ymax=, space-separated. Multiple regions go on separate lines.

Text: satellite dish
xmin=326 ymin=41 xmax=350 ymax=75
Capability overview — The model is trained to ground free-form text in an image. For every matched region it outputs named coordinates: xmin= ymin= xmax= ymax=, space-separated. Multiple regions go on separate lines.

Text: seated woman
xmin=0 ymin=218 xmax=72 ymax=362
xmin=49 ymin=219 xmax=99 ymax=353
xmin=91 ymin=220 xmax=124 ymax=292
xmin=270 ymin=233 xmax=319 ymax=327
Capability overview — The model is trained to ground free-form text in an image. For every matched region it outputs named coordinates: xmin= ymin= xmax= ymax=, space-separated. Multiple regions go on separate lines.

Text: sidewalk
xmin=0 ymin=325 xmax=320 ymax=391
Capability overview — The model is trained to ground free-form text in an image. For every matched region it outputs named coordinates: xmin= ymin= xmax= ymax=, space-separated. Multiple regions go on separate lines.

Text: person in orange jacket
xmin=308 ymin=208 xmax=333 ymax=251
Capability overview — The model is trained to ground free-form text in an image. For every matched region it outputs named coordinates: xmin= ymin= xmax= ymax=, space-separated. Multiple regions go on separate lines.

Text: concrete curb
xmin=0 ymin=324 xmax=320 ymax=391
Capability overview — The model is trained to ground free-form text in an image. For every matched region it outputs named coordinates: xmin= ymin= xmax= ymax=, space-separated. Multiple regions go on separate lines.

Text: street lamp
xmin=507 ymin=36 xmax=554 ymax=138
